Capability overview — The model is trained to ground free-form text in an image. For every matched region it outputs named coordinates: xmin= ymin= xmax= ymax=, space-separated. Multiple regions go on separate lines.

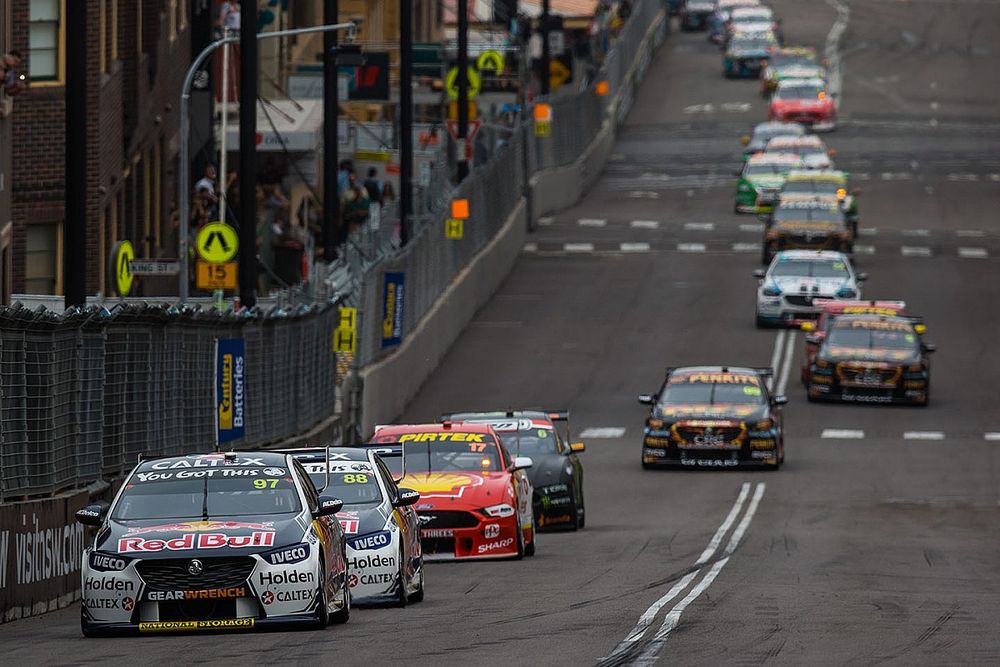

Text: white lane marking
xmin=903 ymin=431 xmax=945 ymax=440
xmin=620 ymin=242 xmax=651 ymax=253
xmin=854 ymin=173 xmax=871 ymax=180
xmin=627 ymin=191 xmax=663 ymax=199
xmin=956 ymin=229 xmax=986 ymax=237
xmin=958 ymin=247 xmax=988 ymax=258
xmin=824 ymin=0 xmax=850 ymax=100
xmin=881 ymin=172 xmax=913 ymax=181
xmin=684 ymin=222 xmax=715 ymax=231
xmin=822 ymin=429 xmax=865 ymax=439
xmin=609 ymin=153 xmax=627 ymax=162
xmin=732 ymin=243 xmax=758 ymax=253
xmin=767 ymin=330 xmax=787 ymax=392
xmin=985 ymin=433 xmax=1000 ymax=441
xmin=523 ymin=242 xmax=538 ymax=253
xmin=855 ymin=245 xmax=876 ymax=255
xmin=564 ymin=243 xmax=594 ymax=252
xmin=633 ymin=484 xmax=767 ymax=666
xmin=579 ymin=427 xmax=626 ymax=438
xmin=930 ymin=101 xmax=939 ymax=110
xmin=991 ymin=174 xmax=1000 ymax=182
xmin=600 ymin=484 xmax=752 ymax=663
xmin=678 ymin=243 xmax=706 ymax=253
xmin=901 ymin=246 xmax=932 ymax=257
xmin=740 ymin=223 xmax=764 ymax=233
xmin=631 ymin=220 xmax=660 ymax=229
xmin=858 ymin=227 xmax=877 ymax=236
xmin=775 ymin=331 xmax=797 ymax=397
xmin=538 ymin=216 xmax=554 ymax=226
xmin=902 ymin=229 xmax=931 ymax=236
xmin=947 ymin=173 xmax=979 ymax=181
xmin=684 ymin=103 xmax=715 ymax=114
xmin=578 ymin=218 xmax=607 ymax=227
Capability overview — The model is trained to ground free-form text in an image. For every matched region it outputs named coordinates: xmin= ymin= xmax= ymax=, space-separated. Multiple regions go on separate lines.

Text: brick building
xmin=7 ymin=0 xmax=190 ymax=297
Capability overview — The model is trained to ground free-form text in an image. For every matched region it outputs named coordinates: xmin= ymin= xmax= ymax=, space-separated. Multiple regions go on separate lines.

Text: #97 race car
xmin=75 ymin=451 xmax=350 ymax=636
xmin=286 ymin=447 xmax=425 ymax=606
xmin=639 ymin=367 xmax=786 ymax=469
xmin=370 ymin=422 xmax=536 ymax=560
xmin=440 ymin=410 xmax=586 ymax=531
xmin=799 ymin=300 xmax=908 ymax=383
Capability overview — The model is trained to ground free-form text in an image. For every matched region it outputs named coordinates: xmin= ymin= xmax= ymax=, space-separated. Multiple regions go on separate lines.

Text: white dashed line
xmin=902 ymin=229 xmax=930 ymax=237
xmin=564 ymin=243 xmax=594 ymax=252
xmin=538 ymin=216 xmax=554 ymax=226
xmin=739 ymin=223 xmax=764 ymax=233
xmin=956 ymin=229 xmax=986 ymax=237
xmin=930 ymin=101 xmax=939 ymax=110
xmin=901 ymin=246 xmax=932 ymax=257
xmin=684 ymin=222 xmax=715 ymax=231
xmin=578 ymin=218 xmax=607 ymax=227
xmin=579 ymin=427 xmax=626 ymax=438
xmin=678 ymin=243 xmax=706 ymax=253
xmin=855 ymin=245 xmax=876 ymax=255
xmin=858 ymin=227 xmax=877 ymax=236
xmin=881 ymin=172 xmax=913 ymax=181
xmin=990 ymin=174 xmax=1000 ymax=182
xmin=523 ymin=242 xmax=538 ymax=253
xmin=732 ymin=243 xmax=758 ymax=253
xmin=947 ymin=173 xmax=979 ymax=181
xmin=821 ymin=429 xmax=865 ymax=439
xmin=958 ymin=247 xmax=988 ymax=258
xmin=903 ymin=431 xmax=945 ymax=440
xmin=620 ymin=242 xmax=651 ymax=253
xmin=631 ymin=220 xmax=660 ymax=229
xmin=626 ymin=191 xmax=662 ymax=199
xmin=853 ymin=173 xmax=871 ymax=180
xmin=985 ymin=433 xmax=1000 ymax=441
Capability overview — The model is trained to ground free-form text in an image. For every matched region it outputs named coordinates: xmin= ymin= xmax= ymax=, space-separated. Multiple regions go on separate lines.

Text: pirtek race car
xmin=370 ymin=422 xmax=536 ymax=560
xmin=806 ymin=314 xmax=935 ymax=405
xmin=76 ymin=452 xmax=350 ymax=636
xmin=639 ymin=366 xmax=786 ymax=469
xmin=799 ymin=299 xmax=908 ymax=383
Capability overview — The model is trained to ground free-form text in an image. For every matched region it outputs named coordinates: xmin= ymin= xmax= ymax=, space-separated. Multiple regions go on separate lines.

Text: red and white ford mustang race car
xmin=369 ymin=422 xmax=536 ymax=560
xmin=769 ymin=77 xmax=836 ymax=131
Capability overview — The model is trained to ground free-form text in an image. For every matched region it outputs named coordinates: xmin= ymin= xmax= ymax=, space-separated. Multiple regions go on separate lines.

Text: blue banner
xmin=381 ymin=272 xmax=406 ymax=348
xmin=216 ymin=338 xmax=246 ymax=444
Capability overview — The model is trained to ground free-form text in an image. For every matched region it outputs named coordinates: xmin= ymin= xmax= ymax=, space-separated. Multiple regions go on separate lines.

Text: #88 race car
xmin=639 ymin=366 xmax=786 ymax=469
xmin=76 ymin=451 xmax=350 ymax=636
xmin=286 ymin=447 xmax=425 ymax=606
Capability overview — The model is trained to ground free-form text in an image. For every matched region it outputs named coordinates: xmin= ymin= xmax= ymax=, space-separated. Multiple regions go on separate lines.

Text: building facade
xmin=8 ymin=0 xmax=190 ymax=297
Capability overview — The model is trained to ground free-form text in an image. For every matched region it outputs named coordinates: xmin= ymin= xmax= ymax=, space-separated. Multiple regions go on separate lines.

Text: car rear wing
xmin=350 ymin=442 xmax=405 ymax=483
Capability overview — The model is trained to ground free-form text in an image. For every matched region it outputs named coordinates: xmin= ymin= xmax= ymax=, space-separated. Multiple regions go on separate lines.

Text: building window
xmin=167 ymin=0 xmax=177 ymax=41
xmin=28 ymin=0 xmax=63 ymax=82
xmin=24 ymin=222 xmax=60 ymax=295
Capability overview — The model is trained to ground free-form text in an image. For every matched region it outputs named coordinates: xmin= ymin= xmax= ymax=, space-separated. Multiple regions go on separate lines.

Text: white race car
xmin=753 ymin=250 xmax=866 ymax=327
xmin=290 ymin=446 xmax=425 ymax=606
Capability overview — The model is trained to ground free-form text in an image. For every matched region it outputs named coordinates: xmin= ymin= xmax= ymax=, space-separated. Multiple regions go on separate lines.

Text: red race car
xmin=799 ymin=300 xmax=907 ymax=383
xmin=769 ymin=77 xmax=836 ymax=131
xmin=369 ymin=422 xmax=536 ymax=560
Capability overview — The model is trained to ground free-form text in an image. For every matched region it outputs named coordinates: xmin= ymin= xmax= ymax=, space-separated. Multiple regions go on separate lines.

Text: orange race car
xmin=800 ymin=300 xmax=907 ymax=383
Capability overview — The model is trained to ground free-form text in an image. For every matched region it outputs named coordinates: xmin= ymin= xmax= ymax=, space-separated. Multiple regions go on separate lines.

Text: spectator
xmin=363 ymin=167 xmax=384 ymax=204
xmin=381 ymin=181 xmax=396 ymax=203
xmin=218 ymin=1 xmax=241 ymax=32
xmin=1 ymin=50 xmax=26 ymax=96
xmin=337 ymin=159 xmax=353 ymax=198
xmin=194 ymin=164 xmax=218 ymax=199
xmin=342 ymin=171 xmax=370 ymax=234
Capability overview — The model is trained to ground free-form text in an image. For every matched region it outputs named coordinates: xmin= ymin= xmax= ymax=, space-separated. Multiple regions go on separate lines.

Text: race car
xmin=805 ymin=314 xmax=934 ymax=405
xmin=639 ymin=366 xmax=786 ymax=469
xmin=760 ymin=46 xmax=821 ymax=97
xmin=769 ymin=77 xmax=837 ymax=131
xmin=725 ymin=6 xmax=781 ymax=46
xmin=762 ymin=195 xmax=854 ymax=263
xmin=287 ymin=447 xmax=425 ymax=606
xmin=764 ymin=134 xmax=835 ymax=169
xmin=724 ymin=30 xmax=777 ymax=78
xmin=799 ymin=300 xmax=908 ymax=383
xmin=680 ymin=0 xmax=715 ymax=30
xmin=735 ymin=152 xmax=804 ymax=213
xmin=709 ymin=0 xmax=763 ymax=44
xmin=440 ymin=410 xmax=586 ymax=530
xmin=753 ymin=250 xmax=866 ymax=328
xmin=75 ymin=451 xmax=350 ymax=636
xmin=781 ymin=169 xmax=858 ymax=233
xmin=369 ymin=422 xmax=536 ymax=560
xmin=740 ymin=121 xmax=806 ymax=160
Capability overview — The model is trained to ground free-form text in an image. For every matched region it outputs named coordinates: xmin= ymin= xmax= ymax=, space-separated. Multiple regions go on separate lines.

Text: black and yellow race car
xmin=638 ymin=367 xmax=786 ymax=469
xmin=762 ymin=195 xmax=854 ymax=264
xmin=806 ymin=314 xmax=934 ymax=405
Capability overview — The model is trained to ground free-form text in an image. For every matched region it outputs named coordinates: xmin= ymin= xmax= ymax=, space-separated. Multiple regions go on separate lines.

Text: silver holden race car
xmin=76 ymin=451 xmax=350 ymax=636
xmin=754 ymin=250 xmax=866 ymax=327
xmin=288 ymin=446 xmax=425 ymax=606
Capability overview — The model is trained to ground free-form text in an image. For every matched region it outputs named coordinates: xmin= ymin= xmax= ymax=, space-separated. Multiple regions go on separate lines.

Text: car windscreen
xmin=495 ymin=428 xmax=560 ymax=456
xmin=783 ymin=180 xmax=842 ymax=196
xmin=113 ymin=467 xmax=301 ymax=520
xmin=747 ymin=162 xmax=793 ymax=176
xmin=731 ymin=37 xmax=772 ymax=52
xmin=771 ymin=258 xmax=850 ymax=278
xmin=771 ymin=53 xmax=814 ymax=68
xmin=660 ymin=374 xmax=766 ymax=405
xmin=826 ymin=320 xmax=919 ymax=351
xmin=773 ymin=206 xmax=843 ymax=223
xmin=301 ymin=463 xmax=383 ymax=505
xmin=754 ymin=126 xmax=804 ymax=143
xmin=775 ymin=84 xmax=825 ymax=100
xmin=402 ymin=438 xmax=503 ymax=473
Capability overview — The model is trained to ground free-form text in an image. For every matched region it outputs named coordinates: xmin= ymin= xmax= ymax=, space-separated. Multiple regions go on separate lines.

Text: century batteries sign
xmin=381 ymin=272 xmax=406 ymax=349
xmin=215 ymin=338 xmax=246 ymax=444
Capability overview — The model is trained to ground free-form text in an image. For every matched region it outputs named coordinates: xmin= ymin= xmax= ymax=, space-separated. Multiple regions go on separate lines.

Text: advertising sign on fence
xmin=215 ymin=338 xmax=246 ymax=444
xmin=381 ymin=272 xmax=406 ymax=348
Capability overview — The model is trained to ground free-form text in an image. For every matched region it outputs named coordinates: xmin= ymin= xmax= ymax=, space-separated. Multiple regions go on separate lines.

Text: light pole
xmin=177 ymin=22 xmax=356 ymax=303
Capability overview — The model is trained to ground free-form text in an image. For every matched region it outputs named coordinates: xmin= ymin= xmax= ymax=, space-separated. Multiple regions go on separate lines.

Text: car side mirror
xmin=394 ymin=488 xmax=420 ymax=507
xmin=773 ymin=395 xmax=788 ymax=406
xmin=922 ymin=343 xmax=936 ymax=353
xmin=805 ymin=334 xmax=821 ymax=345
xmin=800 ymin=321 xmax=816 ymax=332
xmin=316 ymin=496 xmax=343 ymax=517
xmin=569 ymin=442 xmax=586 ymax=453
xmin=638 ymin=393 xmax=656 ymax=405
xmin=828 ymin=149 xmax=837 ymax=158
xmin=512 ymin=456 xmax=534 ymax=471
xmin=752 ymin=268 xmax=766 ymax=278
xmin=76 ymin=504 xmax=106 ymax=527
xmin=856 ymin=272 xmax=868 ymax=281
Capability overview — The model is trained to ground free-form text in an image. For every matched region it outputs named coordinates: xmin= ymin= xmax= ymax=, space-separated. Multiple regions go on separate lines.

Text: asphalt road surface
xmin=4 ymin=1 xmax=1000 ymax=664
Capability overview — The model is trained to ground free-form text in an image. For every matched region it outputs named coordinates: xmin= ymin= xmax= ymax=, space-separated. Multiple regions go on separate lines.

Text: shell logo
xmin=400 ymin=473 xmax=483 ymax=497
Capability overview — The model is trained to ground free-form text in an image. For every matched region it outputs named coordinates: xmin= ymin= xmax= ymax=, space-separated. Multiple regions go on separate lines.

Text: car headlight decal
xmin=483 ymin=503 xmax=516 ymax=518
xmin=261 ymin=543 xmax=310 ymax=566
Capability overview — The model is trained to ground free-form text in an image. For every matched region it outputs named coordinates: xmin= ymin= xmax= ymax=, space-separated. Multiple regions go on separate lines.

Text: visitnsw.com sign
xmin=216 ymin=338 xmax=246 ymax=444
xmin=381 ymin=272 xmax=405 ymax=349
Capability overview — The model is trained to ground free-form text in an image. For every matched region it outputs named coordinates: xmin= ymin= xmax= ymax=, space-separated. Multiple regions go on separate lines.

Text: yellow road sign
xmin=550 ymin=59 xmax=571 ymax=89
xmin=333 ymin=306 xmax=357 ymax=353
xmin=196 ymin=221 xmax=239 ymax=263
xmin=196 ymin=261 xmax=238 ymax=290
xmin=534 ymin=120 xmax=551 ymax=137
xmin=112 ymin=240 xmax=135 ymax=296
xmin=445 ymin=218 xmax=464 ymax=239
xmin=445 ymin=66 xmax=481 ymax=100
xmin=476 ymin=50 xmax=505 ymax=73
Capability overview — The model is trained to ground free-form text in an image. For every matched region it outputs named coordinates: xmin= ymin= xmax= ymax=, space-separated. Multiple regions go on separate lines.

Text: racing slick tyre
xmin=314 ymin=563 xmax=330 ymax=629
xmin=525 ymin=529 xmax=536 ymax=557
xmin=81 ymin=614 xmax=96 ymax=638
xmin=515 ymin=524 xmax=526 ymax=560
xmin=330 ymin=564 xmax=351 ymax=624
xmin=396 ymin=548 xmax=409 ymax=607
xmin=642 ymin=459 xmax=655 ymax=470
xmin=409 ymin=559 xmax=425 ymax=603
xmin=578 ymin=501 xmax=586 ymax=529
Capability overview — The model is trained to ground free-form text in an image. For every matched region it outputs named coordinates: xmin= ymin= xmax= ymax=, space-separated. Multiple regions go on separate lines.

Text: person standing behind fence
xmin=363 ymin=167 xmax=384 ymax=204
xmin=342 ymin=171 xmax=370 ymax=236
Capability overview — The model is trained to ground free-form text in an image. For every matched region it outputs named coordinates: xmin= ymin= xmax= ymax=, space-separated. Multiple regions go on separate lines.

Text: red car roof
xmin=814 ymin=299 xmax=907 ymax=316
xmin=373 ymin=422 xmax=497 ymax=436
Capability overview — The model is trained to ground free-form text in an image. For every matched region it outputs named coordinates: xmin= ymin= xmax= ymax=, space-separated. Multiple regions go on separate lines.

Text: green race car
xmin=735 ymin=152 xmax=804 ymax=213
